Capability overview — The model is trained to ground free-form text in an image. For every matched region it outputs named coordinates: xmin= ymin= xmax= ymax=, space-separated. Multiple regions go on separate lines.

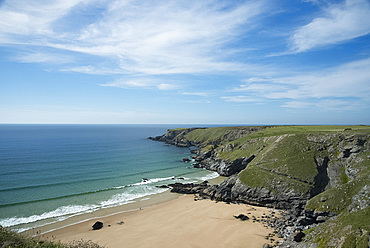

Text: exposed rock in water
xmin=156 ymin=185 xmax=170 ymax=188
xmin=168 ymin=181 xmax=209 ymax=194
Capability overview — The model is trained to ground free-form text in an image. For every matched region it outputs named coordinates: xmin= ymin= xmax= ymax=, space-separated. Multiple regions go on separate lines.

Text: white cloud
xmin=157 ymin=84 xmax=179 ymax=91
xmin=71 ymin=0 xmax=266 ymax=74
xmin=60 ymin=65 xmax=124 ymax=75
xmin=221 ymin=96 xmax=261 ymax=103
xmin=14 ymin=51 xmax=73 ymax=64
xmin=280 ymin=101 xmax=315 ymax=109
xmin=281 ymin=99 xmax=364 ymax=111
xmin=101 ymin=77 xmax=181 ymax=91
xmin=225 ymin=58 xmax=370 ymax=110
xmin=0 ymin=0 xmax=92 ymax=41
xmin=291 ymin=0 xmax=370 ymax=52
xmin=182 ymin=92 xmax=209 ymax=97
xmin=0 ymin=0 xmax=267 ymax=75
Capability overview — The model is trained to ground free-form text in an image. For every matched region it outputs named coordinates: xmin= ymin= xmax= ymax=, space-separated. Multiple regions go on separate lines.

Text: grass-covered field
xmin=224 ymin=125 xmax=369 ymax=143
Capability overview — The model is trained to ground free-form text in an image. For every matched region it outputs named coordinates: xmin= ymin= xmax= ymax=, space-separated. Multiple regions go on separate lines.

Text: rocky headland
xmin=150 ymin=126 xmax=370 ymax=248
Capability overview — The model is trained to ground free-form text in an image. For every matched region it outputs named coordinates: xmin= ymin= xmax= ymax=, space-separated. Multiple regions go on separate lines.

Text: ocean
xmin=0 ymin=124 xmax=218 ymax=233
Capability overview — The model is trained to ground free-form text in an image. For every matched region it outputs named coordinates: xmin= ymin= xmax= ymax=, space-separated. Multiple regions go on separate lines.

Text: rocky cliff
xmin=150 ymin=126 xmax=370 ymax=247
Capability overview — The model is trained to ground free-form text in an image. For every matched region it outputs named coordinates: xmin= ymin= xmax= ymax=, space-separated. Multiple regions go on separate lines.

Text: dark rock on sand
xmin=92 ymin=221 xmax=103 ymax=230
xmin=233 ymin=214 xmax=249 ymax=221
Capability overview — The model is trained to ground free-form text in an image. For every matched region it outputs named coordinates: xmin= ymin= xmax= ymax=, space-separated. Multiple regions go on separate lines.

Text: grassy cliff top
xmin=175 ymin=125 xmax=369 ymax=247
xmin=174 ymin=125 xmax=370 ymax=146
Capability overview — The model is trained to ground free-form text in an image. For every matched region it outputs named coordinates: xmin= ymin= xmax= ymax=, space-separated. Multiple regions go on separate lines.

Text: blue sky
xmin=0 ymin=0 xmax=369 ymax=124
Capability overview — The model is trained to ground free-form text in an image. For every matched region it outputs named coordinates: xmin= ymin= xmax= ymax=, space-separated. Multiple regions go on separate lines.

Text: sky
xmin=0 ymin=0 xmax=369 ymax=125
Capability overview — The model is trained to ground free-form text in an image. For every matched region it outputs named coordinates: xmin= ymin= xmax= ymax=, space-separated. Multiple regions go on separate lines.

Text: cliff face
xmin=150 ymin=126 xmax=268 ymax=176
xmin=149 ymin=128 xmax=200 ymax=147
xmin=150 ymin=126 xmax=370 ymax=247
xmin=149 ymin=126 xmax=268 ymax=147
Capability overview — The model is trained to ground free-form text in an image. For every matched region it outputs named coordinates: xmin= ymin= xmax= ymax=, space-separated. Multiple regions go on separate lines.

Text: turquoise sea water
xmin=0 ymin=125 xmax=218 ymax=232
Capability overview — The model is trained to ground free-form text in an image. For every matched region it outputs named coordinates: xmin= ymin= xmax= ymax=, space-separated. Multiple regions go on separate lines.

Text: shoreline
xmin=23 ymin=176 xmax=226 ymax=236
xmin=41 ymin=194 xmax=279 ymax=248
xmin=25 ymin=190 xmax=180 ymax=236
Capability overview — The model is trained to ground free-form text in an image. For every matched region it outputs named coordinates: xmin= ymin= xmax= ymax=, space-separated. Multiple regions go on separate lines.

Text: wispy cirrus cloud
xmin=0 ymin=0 xmax=92 ymax=41
xmin=0 ymin=0 xmax=267 ymax=77
xmin=290 ymin=0 xmax=370 ymax=53
xmin=14 ymin=51 xmax=74 ymax=64
xmin=221 ymin=96 xmax=262 ymax=103
xmin=222 ymin=58 xmax=370 ymax=110
xmin=181 ymin=92 xmax=209 ymax=97
xmin=101 ymin=77 xmax=182 ymax=91
xmin=281 ymin=99 xmax=363 ymax=112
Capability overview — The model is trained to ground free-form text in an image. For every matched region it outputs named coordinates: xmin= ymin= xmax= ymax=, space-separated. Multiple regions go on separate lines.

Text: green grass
xmin=184 ymin=126 xmax=254 ymax=145
xmin=170 ymin=125 xmax=370 ymax=247
xmin=0 ymin=226 xmax=103 ymax=248
xmin=217 ymin=136 xmax=273 ymax=161
xmin=304 ymin=208 xmax=370 ymax=248
xmin=340 ymin=165 xmax=351 ymax=184
xmin=181 ymin=125 xmax=370 ymax=248
xmin=306 ymin=179 xmax=367 ymax=213
xmin=252 ymin=134 xmax=323 ymax=183
xmin=236 ymin=133 xmax=330 ymax=195
xmin=171 ymin=125 xmax=370 ymax=152
xmin=306 ymin=159 xmax=369 ymax=213
xmin=239 ymin=165 xmax=312 ymax=195
xmin=306 ymin=144 xmax=369 ymax=213
xmin=225 ymin=125 xmax=370 ymax=144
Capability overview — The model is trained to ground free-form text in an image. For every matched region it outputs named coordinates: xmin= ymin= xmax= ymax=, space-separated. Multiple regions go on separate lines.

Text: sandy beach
xmin=42 ymin=194 xmax=278 ymax=248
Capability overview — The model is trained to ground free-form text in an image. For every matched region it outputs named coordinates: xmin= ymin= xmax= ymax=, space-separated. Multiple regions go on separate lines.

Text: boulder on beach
xmin=92 ymin=221 xmax=103 ymax=230
xmin=233 ymin=214 xmax=249 ymax=221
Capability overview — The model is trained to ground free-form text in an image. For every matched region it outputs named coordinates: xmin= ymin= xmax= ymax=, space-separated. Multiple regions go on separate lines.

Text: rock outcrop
xmin=150 ymin=126 xmax=370 ymax=247
xmin=92 ymin=221 xmax=103 ymax=230
xmin=148 ymin=128 xmax=200 ymax=147
xmin=201 ymin=175 xmax=306 ymax=209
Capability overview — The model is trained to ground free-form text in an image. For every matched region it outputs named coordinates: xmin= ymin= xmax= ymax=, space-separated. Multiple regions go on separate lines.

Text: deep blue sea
xmin=0 ymin=125 xmax=218 ymax=232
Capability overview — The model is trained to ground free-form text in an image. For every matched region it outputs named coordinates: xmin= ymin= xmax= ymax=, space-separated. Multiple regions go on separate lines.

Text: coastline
xmin=23 ymin=176 xmax=226 ymax=237
xmin=41 ymin=194 xmax=278 ymax=248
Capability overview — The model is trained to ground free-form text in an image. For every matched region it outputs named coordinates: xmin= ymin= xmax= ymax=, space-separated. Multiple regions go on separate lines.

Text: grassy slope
xmin=215 ymin=126 xmax=368 ymax=196
xmin=180 ymin=125 xmax=370 ymax=247
xmin=304 ymin=208 xmax=370 ymax=248
xmin=183 ymin=126 xmax=265 ymax=145
xmin=304 ymin=142 xmax=370 ymax=247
